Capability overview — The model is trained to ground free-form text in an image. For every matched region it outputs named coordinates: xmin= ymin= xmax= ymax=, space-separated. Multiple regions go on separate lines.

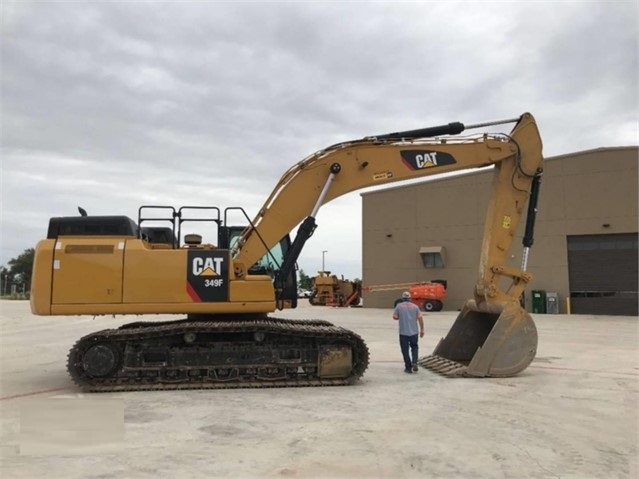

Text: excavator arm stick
xmin=418 ymin=117 xmax=543 ymax=377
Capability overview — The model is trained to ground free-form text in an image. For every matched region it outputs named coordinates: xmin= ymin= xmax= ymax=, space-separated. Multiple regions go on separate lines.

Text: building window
xmin=419 ymin=246 xmax=445 ymax=268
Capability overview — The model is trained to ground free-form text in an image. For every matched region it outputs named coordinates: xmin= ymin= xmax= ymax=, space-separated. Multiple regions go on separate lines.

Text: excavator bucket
xmin=418 ymin=299 xmax=537 ymax=377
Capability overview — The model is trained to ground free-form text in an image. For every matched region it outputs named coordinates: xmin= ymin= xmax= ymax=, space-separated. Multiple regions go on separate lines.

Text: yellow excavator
xmin=30 ymin=112 xmax=543 ymax=390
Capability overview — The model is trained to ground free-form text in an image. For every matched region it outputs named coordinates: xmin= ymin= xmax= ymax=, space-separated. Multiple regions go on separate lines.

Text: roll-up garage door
xmin=567 ymin=233 xmax=638 ymax=315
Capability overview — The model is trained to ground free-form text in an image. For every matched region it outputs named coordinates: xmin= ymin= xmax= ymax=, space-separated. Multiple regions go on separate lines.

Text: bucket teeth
xmin=417 ymin=355 xmax=467 ymax=377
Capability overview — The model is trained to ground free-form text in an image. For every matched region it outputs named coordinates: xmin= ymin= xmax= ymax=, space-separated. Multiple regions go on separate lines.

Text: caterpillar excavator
xmin=30 ymin=112 xmax=543 ymax=391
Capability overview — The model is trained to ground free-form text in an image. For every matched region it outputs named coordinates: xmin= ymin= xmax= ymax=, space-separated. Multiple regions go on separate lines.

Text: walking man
xmin=392 ymin=291 xmax=424 ymax=373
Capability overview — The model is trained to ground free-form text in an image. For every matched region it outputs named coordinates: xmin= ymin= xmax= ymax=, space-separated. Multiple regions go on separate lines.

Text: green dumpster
xmin=532 ymin=290 xmax=546 ymax=313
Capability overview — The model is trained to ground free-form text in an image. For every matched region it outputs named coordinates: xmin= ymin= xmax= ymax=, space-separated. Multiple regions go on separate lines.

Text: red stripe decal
xmin=186 ymin=282 xmax=201 ymax=302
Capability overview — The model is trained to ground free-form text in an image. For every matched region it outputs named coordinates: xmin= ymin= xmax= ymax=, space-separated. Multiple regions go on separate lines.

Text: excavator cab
xmin=224 ymin=225 xmax=298 ymax=305
xmin=138 ymin=205 xmax=299 ymax=305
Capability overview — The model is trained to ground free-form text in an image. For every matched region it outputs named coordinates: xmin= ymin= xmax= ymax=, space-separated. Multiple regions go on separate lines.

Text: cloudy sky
xmin=1 ymin=1 xmax=637 ymax=281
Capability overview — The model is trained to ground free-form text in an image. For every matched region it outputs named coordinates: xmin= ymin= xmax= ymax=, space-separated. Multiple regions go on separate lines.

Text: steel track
xmin=67 ymin=317 xmax=370 ymax=392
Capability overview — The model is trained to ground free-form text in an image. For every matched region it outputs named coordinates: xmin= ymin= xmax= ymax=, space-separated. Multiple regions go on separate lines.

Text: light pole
xmin=322 ymin=250 xmax=328 ymax=271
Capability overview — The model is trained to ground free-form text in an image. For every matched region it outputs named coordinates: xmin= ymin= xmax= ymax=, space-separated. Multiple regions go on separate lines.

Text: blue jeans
xmin=399 ymin=334 xmax=419 ymax=370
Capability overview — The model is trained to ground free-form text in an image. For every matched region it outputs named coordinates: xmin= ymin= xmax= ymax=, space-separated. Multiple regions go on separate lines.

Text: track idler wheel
xmin=419 ymin=299 xmax=537 ymax=377
xmin=74 ymin=342 xmax=120 ymax=379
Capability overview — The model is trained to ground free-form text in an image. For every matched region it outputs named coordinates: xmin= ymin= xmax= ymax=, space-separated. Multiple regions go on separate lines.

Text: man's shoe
xmin=412 ymin=364 xmax=419 ymax=372
xmin=404 ymin=368 xmax=413 ymax=374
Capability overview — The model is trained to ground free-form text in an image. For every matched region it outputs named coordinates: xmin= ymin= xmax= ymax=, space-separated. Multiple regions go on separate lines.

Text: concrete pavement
xmin=1 ymin=300 xmax=637 ymax=478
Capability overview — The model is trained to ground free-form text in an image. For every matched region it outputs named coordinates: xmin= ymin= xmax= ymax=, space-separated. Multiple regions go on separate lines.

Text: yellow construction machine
xmin=310 ymin=271 xmax=362 ymax=307
xmin=31 ymin=112 xmax=543 ymax=390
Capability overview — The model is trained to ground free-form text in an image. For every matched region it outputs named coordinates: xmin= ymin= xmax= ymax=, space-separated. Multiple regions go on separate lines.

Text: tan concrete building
xmin=362 ymin=146 xmax=638 ymax=315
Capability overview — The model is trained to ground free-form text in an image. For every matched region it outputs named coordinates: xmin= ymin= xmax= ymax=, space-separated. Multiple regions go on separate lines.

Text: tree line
xmin=1 ymin=248 xmax=34 ymax=297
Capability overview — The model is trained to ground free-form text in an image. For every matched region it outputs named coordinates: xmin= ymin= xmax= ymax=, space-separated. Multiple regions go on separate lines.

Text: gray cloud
xmin=1 ymin=1 xmax=637 ymax=279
